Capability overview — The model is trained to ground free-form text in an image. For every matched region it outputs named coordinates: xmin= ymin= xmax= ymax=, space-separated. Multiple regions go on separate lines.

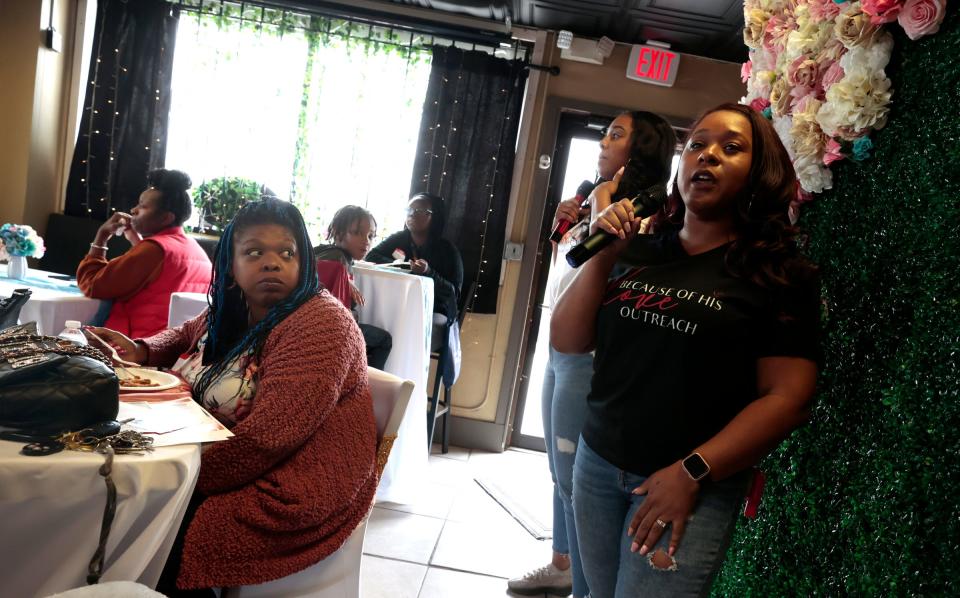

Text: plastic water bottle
xmin=59 ymin=320 xmax=88 ymax=345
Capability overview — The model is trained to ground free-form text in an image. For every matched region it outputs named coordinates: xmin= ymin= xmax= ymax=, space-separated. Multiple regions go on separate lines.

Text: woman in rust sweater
xmin=89 ymin=198 xmax=377 ymax=594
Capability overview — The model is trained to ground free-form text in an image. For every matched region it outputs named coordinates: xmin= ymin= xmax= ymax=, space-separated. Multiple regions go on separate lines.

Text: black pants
xmin=360 ymin=323 xmax=392 ymax=370
xmin=155 ymin=491 xmax=216 ymax=597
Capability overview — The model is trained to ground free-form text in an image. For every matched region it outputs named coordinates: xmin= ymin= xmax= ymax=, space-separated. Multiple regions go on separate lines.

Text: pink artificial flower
xmin=823 ymin=138 xmax=844 ymax=165
xmin=861 ymin=0 xmax=905 ymax=24
xmin=897 ymin=0 xmax=946 ymax=40
xmin=820 ymin=60 xmax=845 ymax=91
xmin=741 ymin=60 xmax=753 ymax=83
xmin=789 ymin=89 xmax=817 ymax=113
xmin=763 ymin=13 xmax=795 ymax=55
xmin=808 ymin=0 xmax=842 ymax=23
xmin=749 ymin=97 xmax=771 ymax=113
xmin=795 ymin=182 xmax=814 ymax=203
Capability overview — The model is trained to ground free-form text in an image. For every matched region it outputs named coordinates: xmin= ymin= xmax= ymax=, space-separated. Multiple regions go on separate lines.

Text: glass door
xmin=510 ymin=112 xmax=610 ymax=451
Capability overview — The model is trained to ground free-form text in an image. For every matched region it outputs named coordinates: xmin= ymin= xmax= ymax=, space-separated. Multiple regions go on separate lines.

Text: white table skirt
xmin=0 ymin=265 xmax=104 ymax=336
xmin=166 ymin=264 xmax=432 ymax=504
xmin=353 ymin=264 xmax=432 ymax=504
xmin=0 ymin=441 xmax=201 ymax=597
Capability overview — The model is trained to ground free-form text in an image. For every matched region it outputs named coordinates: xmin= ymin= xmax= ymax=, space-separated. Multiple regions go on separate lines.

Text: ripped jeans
xmin=572 ymin=440 xmax=748 ymax=598
xmin=542 ymin=347 xmax=593 ymax=597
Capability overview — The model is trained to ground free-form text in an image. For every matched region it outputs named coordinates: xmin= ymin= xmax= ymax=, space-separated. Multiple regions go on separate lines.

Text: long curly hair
xmin=622 ymin=110 xmax=677 ymax=189
xmin=194 ymin=198 xmax=319 ymax=401
xmin=649 ymin=102 xmax=817 ymax=292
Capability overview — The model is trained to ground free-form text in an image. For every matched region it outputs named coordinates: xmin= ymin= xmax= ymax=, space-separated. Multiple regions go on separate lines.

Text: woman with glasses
xmin=367 ymin=193 xmax=464 ymax=338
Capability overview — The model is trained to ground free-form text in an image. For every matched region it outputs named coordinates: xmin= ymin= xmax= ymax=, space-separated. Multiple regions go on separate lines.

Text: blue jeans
xmin=572 ymin=440 xmax=748 ymax=598
xmin=542 ymin=347 xmax=593 ymax=597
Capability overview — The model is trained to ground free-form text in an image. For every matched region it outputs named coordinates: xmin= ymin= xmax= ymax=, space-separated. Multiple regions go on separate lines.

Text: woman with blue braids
xmin=86 ymin=198 xmax=378 ymax=594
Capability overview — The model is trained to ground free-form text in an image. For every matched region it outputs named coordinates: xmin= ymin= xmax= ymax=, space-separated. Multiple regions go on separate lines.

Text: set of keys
xmin=0 ymin=419 xmax=154 ymax=456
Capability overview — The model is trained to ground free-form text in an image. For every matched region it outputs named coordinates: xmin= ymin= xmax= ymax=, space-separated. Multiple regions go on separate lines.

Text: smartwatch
xmin=681 ymin=452 xmax=711 ymax=482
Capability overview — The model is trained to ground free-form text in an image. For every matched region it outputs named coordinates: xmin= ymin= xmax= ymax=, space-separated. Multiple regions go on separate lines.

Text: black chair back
xmin=37 ymin=213 xmax=130 ymax=275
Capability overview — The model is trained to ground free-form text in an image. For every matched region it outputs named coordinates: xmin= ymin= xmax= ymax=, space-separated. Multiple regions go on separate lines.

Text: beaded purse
xmin=0 ymin=322 xmax=119 ymax=433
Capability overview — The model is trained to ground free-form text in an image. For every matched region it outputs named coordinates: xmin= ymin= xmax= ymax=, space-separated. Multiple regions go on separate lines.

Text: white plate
xmin=118 ymin=368 xmax=182 ymax=392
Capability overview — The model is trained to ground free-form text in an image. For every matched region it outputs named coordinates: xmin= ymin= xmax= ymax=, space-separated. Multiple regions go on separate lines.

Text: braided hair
xmin=193 ymin=197 xmax=319 ymax=401
xmin=326 ymin=205 xmax=377 ymax=243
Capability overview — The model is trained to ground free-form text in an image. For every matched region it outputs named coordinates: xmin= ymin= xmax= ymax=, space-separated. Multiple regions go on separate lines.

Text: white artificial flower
xmin=794 ymin=154 xmax=834 ymax=193
xmin=772 ymin=114 xmax=797 ymax=161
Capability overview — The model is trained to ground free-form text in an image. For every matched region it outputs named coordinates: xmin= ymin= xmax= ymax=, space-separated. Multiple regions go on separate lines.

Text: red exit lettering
xmin=634 ymin=47 xmax=676 ymax=82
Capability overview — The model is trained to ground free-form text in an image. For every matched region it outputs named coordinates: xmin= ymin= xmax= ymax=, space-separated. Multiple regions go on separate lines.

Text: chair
xmin=222 ymin=367 xmax=413 ymax=598
xmin=37 ymin=213 xmax=129 ymax=275
xmin=44 ymin=581 xmax=166 ymax=597
xmin=427 ymin=280 xmax=476 ymax=453
xmin=315 ymin=260 xmax=353 ymax=310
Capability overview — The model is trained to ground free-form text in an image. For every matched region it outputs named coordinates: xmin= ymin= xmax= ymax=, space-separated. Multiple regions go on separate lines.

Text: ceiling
xmin=388 ymin=0 xmax=747 ymax=62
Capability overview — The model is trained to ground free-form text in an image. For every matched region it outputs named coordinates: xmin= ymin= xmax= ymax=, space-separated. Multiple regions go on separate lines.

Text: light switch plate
xmin=504 ymin=242 xmax=523 ymax=261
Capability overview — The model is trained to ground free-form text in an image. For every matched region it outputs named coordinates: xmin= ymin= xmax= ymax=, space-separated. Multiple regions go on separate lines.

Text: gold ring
xmin=655 ymin=519 xmax=667 ymax=528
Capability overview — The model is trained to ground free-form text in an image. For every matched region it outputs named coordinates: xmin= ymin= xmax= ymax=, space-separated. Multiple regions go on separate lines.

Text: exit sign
xmin=626 ymin=44 xmax=680 ymax=87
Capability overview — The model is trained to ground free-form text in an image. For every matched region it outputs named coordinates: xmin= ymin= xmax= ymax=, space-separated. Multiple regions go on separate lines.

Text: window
xmin=165 ymin=5 xmax=433 ymax=243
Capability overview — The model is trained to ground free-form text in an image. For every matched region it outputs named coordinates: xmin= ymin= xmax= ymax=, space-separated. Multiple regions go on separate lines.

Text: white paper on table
xmin=118 ymin=398 xmax=234 ymax=447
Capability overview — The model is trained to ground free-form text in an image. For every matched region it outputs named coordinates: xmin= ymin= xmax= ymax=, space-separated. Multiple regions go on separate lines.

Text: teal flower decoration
xmin=852 ymin=136 xmax=873 ymax=161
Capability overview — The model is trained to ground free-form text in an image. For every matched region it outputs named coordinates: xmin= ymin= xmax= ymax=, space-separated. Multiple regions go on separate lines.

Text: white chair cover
xmin=222 ymin=367 xmax=413 ymax=598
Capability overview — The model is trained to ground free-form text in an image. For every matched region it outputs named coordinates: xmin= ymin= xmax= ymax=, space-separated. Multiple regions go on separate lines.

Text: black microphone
xmin=565 ymin=184 xmax=668 ymax=268
xmin=549 ymin=180 xmax=597 ymax=243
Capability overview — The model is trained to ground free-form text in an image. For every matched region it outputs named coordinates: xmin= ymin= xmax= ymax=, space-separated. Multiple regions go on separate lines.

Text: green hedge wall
xmin=713 ymin=7 xmax=960 ymax=597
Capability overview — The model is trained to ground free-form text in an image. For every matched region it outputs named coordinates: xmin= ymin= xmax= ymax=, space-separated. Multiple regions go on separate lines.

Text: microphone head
xmin=633 ymin=184 xmax=669 ymax=217
xmin=645 ymin=184 xmax=668 ymax=203
xmin=575 ymin=179 xmax=597 ymax=198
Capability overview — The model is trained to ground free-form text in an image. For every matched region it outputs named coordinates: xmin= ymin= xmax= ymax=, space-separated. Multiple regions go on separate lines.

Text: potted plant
xmin=1 ymin=223 xmax=46 ymax=279
xmin=190 ymin=177 xmax=272 ymax=235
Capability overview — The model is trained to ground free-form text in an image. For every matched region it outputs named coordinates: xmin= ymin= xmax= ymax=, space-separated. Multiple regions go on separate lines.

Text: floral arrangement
xmin=0 ymin=223 xmax=46 ymax=260
xmin=741 ymin=0 xmax=947 ymax=202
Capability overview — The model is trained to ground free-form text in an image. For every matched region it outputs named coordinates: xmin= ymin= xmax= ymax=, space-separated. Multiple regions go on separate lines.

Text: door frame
xmin=508 ymin=111 xmax=607 ymax=451
xmin=498 ymin=97 xmax=692 ymax=451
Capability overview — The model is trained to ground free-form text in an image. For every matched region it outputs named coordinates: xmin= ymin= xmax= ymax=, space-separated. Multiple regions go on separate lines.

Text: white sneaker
xmin=507 ymin=562 xmax=573 ymax=596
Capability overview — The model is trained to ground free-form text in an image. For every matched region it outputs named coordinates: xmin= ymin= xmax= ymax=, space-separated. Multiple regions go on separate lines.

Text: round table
xmin=0 ymin=440 xmax=200 ymax=597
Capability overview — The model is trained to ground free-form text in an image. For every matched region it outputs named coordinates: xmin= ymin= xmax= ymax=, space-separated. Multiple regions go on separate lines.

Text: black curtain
xmin=64 ymin=0 xmax=180 ymax=220
xmin=410 ymin=46 xmax=527 ymax=314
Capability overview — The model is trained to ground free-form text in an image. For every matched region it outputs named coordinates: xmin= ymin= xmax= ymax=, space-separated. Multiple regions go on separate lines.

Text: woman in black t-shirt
xmin=552 ymin=103 xmax=820 ymax=597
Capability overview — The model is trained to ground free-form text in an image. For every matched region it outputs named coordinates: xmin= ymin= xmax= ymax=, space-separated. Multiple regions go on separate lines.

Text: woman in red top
xmin=89 ymin=198 xmax=377 ymax=594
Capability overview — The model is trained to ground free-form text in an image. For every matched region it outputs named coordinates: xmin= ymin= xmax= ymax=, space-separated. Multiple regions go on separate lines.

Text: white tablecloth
xmin=0 ymin=265 xmax=104 ymax=336
xmin=0 ymin=441 xmax=201 ymax=597
xmin=165 ymin=264 xmax=433 ymax=504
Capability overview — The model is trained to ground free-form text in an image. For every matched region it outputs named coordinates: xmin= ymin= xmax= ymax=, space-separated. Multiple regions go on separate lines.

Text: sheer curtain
xmin=165 ymin=7 xmax=432 ymax=243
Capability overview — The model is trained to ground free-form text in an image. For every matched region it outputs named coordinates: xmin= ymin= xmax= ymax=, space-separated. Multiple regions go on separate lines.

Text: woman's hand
xmin=410 ymin=258 xmax=430 ymax=275
xmin=82 ymin=326 xmax=147 ymax=364
xmin=93 ymin=212 xmax=133 ymax=246
xmin=554 ymin=197 xmax=584 ymax=229
xmin=123 ymin=226 xmax=143 ymax=247
xmin=350 ymin=282 xmax=365 ymax=307
xmin=589 ymin=168 xmax=642 ymax=253
xmin=627 ymin=461 xmax=701 ymax=557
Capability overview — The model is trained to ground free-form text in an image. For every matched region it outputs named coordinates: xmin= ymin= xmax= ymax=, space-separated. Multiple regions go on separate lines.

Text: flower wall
xmin=714 ymin=4 xmax=959 ymax=595
xmin=741 ymin=0 xmax=946 ymax=202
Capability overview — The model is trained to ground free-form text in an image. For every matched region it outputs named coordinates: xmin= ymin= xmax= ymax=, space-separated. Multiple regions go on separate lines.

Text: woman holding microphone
xmin=508 ymin=111 xmax=676 ymax=598
xmin=552 ymin=103 xmax=820 ymax=597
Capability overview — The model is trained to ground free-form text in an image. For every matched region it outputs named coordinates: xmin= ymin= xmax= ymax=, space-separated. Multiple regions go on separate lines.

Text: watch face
xmin=683 ymin=453 xmax=710 ymax=480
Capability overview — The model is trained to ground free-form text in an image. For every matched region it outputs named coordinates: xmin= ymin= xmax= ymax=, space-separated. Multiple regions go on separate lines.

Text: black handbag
xmin=0 ymin=288 xmax=31 ymax=330
xmin=0 ymin=322 xmax=119 ymax=433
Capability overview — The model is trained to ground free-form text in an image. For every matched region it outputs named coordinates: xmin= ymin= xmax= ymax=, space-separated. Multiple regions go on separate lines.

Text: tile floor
xmin=362 ymin=444 xmax=566 ymax=598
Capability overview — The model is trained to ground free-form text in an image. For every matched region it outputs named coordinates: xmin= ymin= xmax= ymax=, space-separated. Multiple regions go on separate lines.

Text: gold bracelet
xmin=90 ymin=242 xmax=108 ymax=251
